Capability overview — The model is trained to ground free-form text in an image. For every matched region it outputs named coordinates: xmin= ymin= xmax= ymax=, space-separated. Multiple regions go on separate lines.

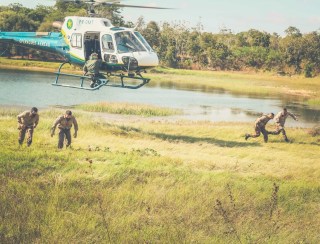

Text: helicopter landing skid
xmin=52 ymin=62 xmax=150 ymax=90
xmin=52 ymin=72 xmax=108 ymax=90
xmin=52 ymin=62 xmax=106 ymax=90
xmin=103 ymin=73 xmax=150 ymax=89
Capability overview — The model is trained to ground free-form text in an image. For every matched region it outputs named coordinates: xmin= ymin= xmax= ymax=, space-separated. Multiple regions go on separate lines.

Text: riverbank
xmin=1 ymin=57 xmax=320 ymax=106
xmin=0 ymin=107 xmax=319 ymax=243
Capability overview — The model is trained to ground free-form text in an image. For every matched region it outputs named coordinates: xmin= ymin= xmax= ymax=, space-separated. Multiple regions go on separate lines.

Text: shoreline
xmin=1 ymin=104 xmax=317 ymax=129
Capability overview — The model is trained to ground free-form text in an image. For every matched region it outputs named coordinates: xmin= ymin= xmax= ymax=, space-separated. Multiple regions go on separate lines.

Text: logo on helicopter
xmin=67 ymin=19 xmax=73 ymax=30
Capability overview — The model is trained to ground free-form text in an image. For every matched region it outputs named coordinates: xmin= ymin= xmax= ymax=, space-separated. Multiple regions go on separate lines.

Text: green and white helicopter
xmin=0 ymin=0 xmax=170 ymax=90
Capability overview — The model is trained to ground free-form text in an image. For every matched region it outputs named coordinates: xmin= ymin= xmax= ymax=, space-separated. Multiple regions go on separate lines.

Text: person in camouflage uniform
xmin=269 ymin=108 xmax=298 ymax=142
xmin=51 ymin=110 xmax=78 ymax=149
xmin=83 ymin=53 xmax=102 ymax=88
xmin=17 ymin=107 xmax=39 ymax=146
xmin=245 ymin=113 xmax=274 ymax=143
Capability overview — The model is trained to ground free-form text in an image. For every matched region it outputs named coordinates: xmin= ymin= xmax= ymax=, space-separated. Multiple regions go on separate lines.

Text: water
xmin=0 ymin=69 xmax=319 ymax=127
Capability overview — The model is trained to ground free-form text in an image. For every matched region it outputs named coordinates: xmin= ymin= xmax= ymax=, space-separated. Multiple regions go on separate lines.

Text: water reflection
xmin=0 ymin=69 xmax=319 ymax=128
xmin=150 ymin=81 xmax=227 ymax=94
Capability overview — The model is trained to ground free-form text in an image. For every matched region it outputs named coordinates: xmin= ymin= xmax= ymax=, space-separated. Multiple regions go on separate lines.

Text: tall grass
xmin=0 ymin=107 xmax=319 ymax=242
xmin=76 ymin=102 xmax=182 ymax=117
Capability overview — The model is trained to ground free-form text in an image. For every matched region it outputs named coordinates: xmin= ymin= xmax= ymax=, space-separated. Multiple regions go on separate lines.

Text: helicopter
xmin=0 ymin=0 xmax=171 ymax=90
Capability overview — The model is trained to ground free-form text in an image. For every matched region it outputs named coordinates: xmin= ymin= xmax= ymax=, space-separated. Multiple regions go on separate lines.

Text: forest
xmin=1 ymin=1 xmax=320 ymax=77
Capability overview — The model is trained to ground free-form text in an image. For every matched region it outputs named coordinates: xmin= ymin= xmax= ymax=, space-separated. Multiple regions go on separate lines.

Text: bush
xmin=307 ymin=126 xmax=320 ymax=136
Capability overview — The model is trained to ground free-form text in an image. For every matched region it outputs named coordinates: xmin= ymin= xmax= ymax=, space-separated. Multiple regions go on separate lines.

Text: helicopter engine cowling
xmin=52 ymin=21 xmax=63 ymax=30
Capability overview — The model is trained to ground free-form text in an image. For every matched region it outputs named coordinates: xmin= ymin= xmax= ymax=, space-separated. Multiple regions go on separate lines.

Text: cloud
xmin=307 ymin=16 xmax=320 ymax=25
xmin=265 ymin=12 xmax=290 ymax=25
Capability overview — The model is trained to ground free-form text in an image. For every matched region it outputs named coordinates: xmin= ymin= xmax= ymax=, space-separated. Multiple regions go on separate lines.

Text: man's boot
xmin=27 ymin=138 xmax=32 ymax=147
xmin=245 ymin=134 xmax=250 ymax=140
xmin=283 ymin=134 xmax=290 ymax=142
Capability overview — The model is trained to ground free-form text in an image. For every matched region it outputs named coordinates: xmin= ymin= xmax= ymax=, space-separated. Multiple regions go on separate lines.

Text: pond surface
xmin=0 ymin=69 xmax=319 ymax=127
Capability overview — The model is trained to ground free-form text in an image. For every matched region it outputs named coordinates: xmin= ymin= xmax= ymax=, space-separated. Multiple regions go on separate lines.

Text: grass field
xmin=75 ymin=102 xmax=182 ymax=117
xmin=0 ymin=107 xmax=319 ymax=243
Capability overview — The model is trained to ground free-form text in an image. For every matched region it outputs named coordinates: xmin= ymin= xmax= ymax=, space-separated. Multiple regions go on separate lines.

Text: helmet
xmin=31 ymin=107 xmax=38 ymax=113
xmin=90 ymin=53 xmax=98 ymax=60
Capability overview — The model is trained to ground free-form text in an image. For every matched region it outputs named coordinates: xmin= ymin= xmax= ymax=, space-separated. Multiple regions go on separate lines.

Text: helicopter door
xmin=84 ymin=32 xmax=101 ymax=60
xmin=101 ymin=34 xmax=115 ymax=62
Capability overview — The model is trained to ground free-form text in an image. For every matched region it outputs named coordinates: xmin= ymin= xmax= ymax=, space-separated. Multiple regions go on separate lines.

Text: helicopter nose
xmin=133 ymin=52 xmax=159 ymax=67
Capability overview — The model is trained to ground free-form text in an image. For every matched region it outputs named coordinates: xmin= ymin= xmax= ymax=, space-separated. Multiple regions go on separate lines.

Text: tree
xmin=236 ymin=29 xmax=270 ymax=48
xmin=285 ymin=26 xmax=302 ymax=38
xmin=0 ymin=4 xmax=38 ymax=31
xmin=301 ymin=32 xmax=320 ymax=76
xmin=140 ymin=21 xmax=160 ymax=50
xmin=280 ymin=27 xmax=305 ymax=73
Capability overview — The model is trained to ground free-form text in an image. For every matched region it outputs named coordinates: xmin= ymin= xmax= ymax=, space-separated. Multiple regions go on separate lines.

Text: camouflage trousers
xmin=58 ymin=128 xmax=71 ymax=149
xmin=269 ymin=123 xmax=288 ymax=140
xmin=248 ymin=123 xmax=269 ymax=142
xmin=18 ymin=126 xmax=34 ymax=146
xmin=88 ymin=73 xmax=106 ymax=88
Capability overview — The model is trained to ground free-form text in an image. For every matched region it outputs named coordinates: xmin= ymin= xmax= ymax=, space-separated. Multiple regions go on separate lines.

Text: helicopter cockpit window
xmin=134 ymin=31 xmax=153 ymax=52
xmin=115 ymin=31 xmax=146 ymax=53
xmin=71 ymin=33 xmax=82 ymax=48
xmin=101 ymin=34 xmax=115 ymax=53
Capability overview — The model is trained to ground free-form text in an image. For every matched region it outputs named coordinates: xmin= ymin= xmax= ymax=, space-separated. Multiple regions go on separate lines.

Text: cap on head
xmin=270 ymin=112 xmax=275 ymax=118
xmin=283 ymin=107 xmax=287 ymax=112
xmin=90 ymin=53 xmax=98 ymax=60
xmin=31 ymin=107 xmax=38 ymax=113
xmin=65 ymin=110 xmax=72 ymax=116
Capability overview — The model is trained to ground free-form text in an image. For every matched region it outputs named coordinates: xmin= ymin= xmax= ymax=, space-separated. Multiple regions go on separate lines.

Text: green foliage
xmin=304 ymin=63 xmax=314 ymax=78
xmin=0 ymin=5 xmax=38 ymax=31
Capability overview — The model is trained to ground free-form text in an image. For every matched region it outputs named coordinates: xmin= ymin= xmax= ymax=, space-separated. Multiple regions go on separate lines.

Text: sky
xmin=2 ymin=0 xmax=320 ymax=35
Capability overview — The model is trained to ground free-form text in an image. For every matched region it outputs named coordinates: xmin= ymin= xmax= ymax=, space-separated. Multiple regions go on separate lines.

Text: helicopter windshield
xmin=115 ymin=31 xmax=146 ymax=53
xmin=101 ymin=34 xmax=115 ymax=53
xmin=134 ymin=31 xmax=153 ymax=52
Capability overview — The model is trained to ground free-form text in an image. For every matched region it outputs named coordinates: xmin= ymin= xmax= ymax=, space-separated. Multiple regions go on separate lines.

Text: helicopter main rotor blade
xmin=53 ymin=0 xmax=173 ymax=9
xmin=100 ymin=2 xmax=173 ymax=9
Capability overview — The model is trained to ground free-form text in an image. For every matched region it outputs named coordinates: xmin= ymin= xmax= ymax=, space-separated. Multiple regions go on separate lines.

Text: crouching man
xmin=17 ymin=107 xmax=39 ymax=147
xmin=245 ymin=113 xmax=274 ymax=143
xmin=51 ymin=110 xmax=78 ymax=149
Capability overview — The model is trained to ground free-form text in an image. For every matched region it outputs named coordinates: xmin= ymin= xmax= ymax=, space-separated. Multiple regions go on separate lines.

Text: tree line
xmin=1 ymin=2 xmax=320 ymax=77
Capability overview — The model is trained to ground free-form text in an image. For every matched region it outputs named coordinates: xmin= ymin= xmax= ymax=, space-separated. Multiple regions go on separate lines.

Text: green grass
xmin=0 ymin=57 xmax=81 ymax=73
xmin=0 ymin=107 xmax=319 ymax=243
xmin=307 ymin=98 xmax=320 ymax=106
xmin=76 ymin=102 xmax=182 ymax=117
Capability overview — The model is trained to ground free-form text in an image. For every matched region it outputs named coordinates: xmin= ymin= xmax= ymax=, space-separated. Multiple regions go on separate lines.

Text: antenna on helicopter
xmin=87 ymin=2 xmax=96 ymax=17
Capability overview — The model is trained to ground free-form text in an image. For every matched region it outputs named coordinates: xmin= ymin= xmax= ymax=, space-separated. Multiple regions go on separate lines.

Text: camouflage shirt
xmin=52 ymin=115 xmax=78 ymax=131
xmin=274 ymin=111 xmax=297 ymax=126
xmin=17 ymin=111 xmax=39 ymax=127
xmin=83 ymin=59 xmax=101 ymax=75
xmin=255 ymin=115 xmax=272 ymax=127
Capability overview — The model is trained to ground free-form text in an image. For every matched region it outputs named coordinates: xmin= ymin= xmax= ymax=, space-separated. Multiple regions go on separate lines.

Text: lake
xmin=0 ymin=69 xmax=319 ymax=127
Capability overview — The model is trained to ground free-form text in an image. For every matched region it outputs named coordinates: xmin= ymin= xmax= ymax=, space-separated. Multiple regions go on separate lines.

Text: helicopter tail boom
xmin=0 ymin=32 xmax=68 ymax=57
